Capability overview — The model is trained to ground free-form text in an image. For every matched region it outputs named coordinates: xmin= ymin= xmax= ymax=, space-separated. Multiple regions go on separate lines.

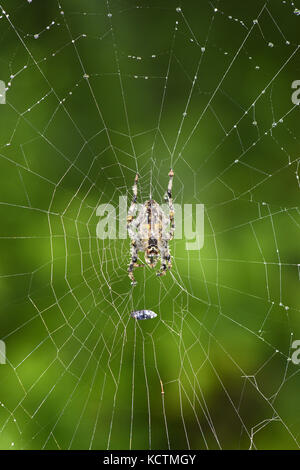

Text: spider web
xmin=0 ymin=0 xmax=299 ymax=450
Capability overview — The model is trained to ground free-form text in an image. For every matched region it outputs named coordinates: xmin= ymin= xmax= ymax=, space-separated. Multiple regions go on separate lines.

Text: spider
xmin=127 ymin=169 xmax=175 ymax=285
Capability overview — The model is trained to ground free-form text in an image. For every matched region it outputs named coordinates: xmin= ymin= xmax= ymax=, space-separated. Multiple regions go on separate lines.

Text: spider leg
xmin=167 ymin=169 xmax=175 ymax=240
xmin=156 ymin=242 xmax=172 ymax=277
xmin=127 ymin=173 xmax=138 ymax=235
xmin=128 ymin=241 xmax=139 ymax=285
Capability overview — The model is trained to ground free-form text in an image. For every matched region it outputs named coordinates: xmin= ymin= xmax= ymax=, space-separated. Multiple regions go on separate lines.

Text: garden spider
xmin=127 ymin=169 xmax=175 ymax=285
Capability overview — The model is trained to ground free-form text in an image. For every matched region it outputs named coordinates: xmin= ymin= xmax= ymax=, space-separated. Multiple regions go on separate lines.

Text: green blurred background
xmin=0 ymin=0 xmax=299 ymax=450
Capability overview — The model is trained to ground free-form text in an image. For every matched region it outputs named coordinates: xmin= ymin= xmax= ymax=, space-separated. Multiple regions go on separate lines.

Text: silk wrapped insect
xmin=131 ymin=310 xmax=157 ymax=320
xmin=127 ymin=170 xmax=175 ymax=285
